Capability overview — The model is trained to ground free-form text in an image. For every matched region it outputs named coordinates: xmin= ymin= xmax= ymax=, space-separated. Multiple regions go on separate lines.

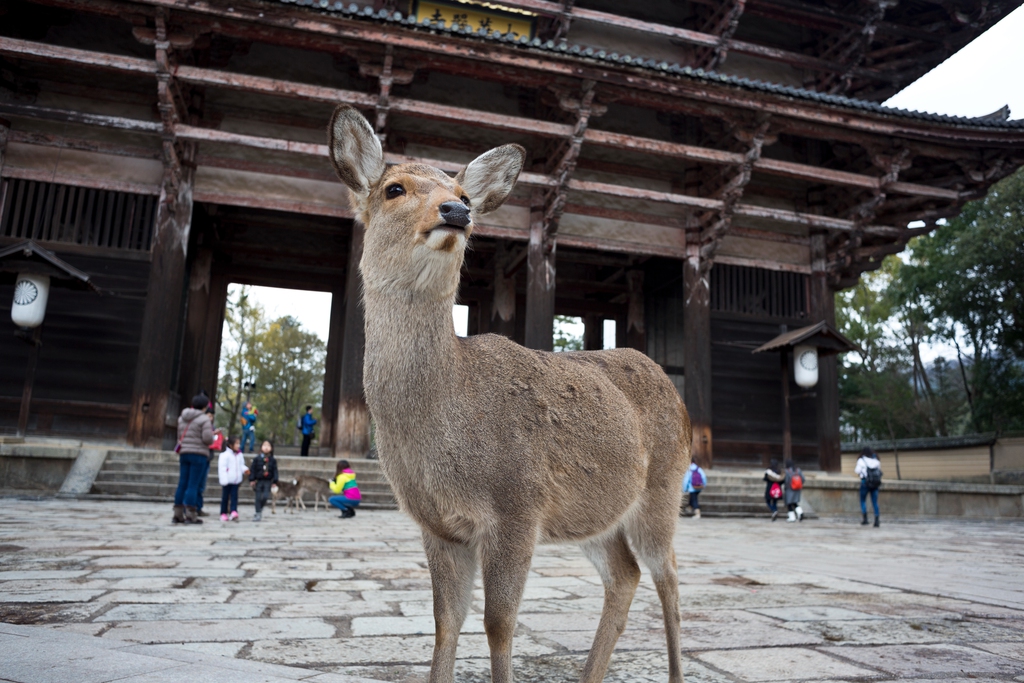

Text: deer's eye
xmin=460 ymin=195 xmax=471 ymax=207
xmin=386 ymin=184 xmax=405 ymax=199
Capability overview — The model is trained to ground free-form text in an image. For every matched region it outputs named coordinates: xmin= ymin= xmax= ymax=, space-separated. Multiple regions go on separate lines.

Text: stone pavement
xmin=0 ymin=498 xmax=1022 ymax=682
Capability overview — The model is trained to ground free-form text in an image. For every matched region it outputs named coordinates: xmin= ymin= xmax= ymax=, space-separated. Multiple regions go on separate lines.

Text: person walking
xmin=300 ymin=406 xmax=318 ymax=457
xmin=682 ymin=461 xmax=707 ymax=519
xmin=173 ymin=394 xmax=216 ymax=525
xmin=783 ymin=459 xmax=805 ymax=522
xmin=240 ymin=402 xmax=258 ymax=453
xmin=763 ymin=458 xmax=785 ymax=522
xmin=328 ymin=459 xmax=361 ymax=518
xmin=855 ymin=446 xmax=883 ymax=527
xmin=248 ymin=440 xmax=278 ymax=522
xmin=218 ymin=436 xmax=247 ymax=521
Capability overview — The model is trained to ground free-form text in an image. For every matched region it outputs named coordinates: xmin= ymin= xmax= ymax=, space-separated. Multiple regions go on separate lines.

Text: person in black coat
xmin=248 ymin=440 xmax=279 ymax=522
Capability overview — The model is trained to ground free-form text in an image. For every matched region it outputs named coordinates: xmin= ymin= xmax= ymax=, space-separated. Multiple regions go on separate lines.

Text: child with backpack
xmin=784 ymin=459 xmax=805 ymax=522
xmin=248 ymin=440 xmax=279 ymax=522
xmin=763 ymin=458 xmax=785 ymax=521
xmin=217 ymin=436 xmax=247 ymax=522
xmin=682 ymin=461 xmax=707 ymax=519
xmin=855 ymin=447 xmax=883 ymax=527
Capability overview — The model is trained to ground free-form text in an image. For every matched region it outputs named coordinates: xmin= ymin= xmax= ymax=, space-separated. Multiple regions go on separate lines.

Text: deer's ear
xmin=328 ymin=105 xmax=385 ymax=198
xmin=455 ymin=144 xmax=526 ymax=215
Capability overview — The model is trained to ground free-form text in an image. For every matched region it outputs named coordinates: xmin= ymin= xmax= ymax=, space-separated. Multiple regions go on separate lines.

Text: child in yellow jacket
xmin=328 ymin=459 xmax=361 ymax=518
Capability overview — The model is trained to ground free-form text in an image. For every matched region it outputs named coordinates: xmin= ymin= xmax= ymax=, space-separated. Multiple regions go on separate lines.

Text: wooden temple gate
xmin=1 ymin=0 xmax=1023 ymax=470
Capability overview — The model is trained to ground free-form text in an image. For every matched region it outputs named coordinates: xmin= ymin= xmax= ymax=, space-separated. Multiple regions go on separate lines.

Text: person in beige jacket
xmin=173 ymin=394 xmax=215 ymax=524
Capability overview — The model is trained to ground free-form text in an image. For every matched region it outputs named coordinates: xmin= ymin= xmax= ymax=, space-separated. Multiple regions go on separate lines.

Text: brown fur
xmin=293 ymin=475 xmax=332 ymax=512
xmin=328 ymin=105 xmax=691 ymax=683
xmin=270 ymin=479 xmax=299 ymax=514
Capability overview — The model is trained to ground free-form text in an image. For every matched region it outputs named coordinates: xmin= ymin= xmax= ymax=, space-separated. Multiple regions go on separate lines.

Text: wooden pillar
xmin=626 ymin=269 xmax=646 ymax=352
xmin=583 ymin=314 xmax=603 ymax=351
xmin=524 ymin=194 xmax=555 ymax=351
xmin=491 ymin=241 xmax=517 ymax=339
xmin=319 ymin=275 xmax=347 ymax=450
xmin=683 ymin=251 xmax=713 ymax=468
xmin=177 ymin=248 xmax=227 ymax=402
xmin=127 ymin=146 xmax=196 ymax=448
xmin=0 ymin=118 xmax=9 ymax=219
xmin=810 ymin=233 xmax=840 ymax=471
xmin=780 ymin=343 xmax=792 ymax=462
xmin=16 ymin=326 xmax=42 ymax=437
xmin=334 ymin=222 xmax=371 ymax=457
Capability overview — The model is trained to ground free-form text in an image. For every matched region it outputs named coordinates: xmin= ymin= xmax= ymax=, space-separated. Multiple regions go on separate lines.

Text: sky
xmin=883 ymin=5 xmax=1024 ymax=119
xmin=240 ymin=9 xmax=1024 ymax=348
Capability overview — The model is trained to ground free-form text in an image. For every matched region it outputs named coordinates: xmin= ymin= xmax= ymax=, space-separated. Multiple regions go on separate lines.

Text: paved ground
xmin=0 ymin=499 xmax=1022 ymax=683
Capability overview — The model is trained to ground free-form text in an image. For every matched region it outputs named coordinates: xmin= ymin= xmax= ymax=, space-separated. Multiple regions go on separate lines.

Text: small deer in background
xmin=328 ymin=105 xmax=691 ymax=683
xmin=270 ymin=479 xmax=299 ymax=514
xmin=293 ymin=475 xmax=332 ymax=511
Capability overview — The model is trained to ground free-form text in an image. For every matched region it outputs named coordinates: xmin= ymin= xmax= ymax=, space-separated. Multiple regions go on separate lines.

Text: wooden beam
xmin=543 ymin=80 xmax=596 ymax=238
xmin=0 ymin=38 xmax=971 ymax=201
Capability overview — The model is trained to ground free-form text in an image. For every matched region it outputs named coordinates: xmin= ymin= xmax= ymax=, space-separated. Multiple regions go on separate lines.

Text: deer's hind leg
xmin=423 ymin=530 xmax=477 ymax=683
xmin=630 ymin=512 xmax=683 ymax=683
xmin=578 ymin=528 xmax=641 ymax=683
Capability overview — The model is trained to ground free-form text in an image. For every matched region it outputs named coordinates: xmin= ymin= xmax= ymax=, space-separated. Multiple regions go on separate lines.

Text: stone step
xmin=88 ymin=481 xmax=397 ymax=506
xmin=96 ymin=462 xmax=389 ymax=483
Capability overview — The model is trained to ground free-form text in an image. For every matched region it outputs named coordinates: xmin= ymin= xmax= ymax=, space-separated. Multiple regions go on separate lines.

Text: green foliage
xmin=553 ymin=315 xmax=584 ymax=352
xmin=215 ymin=286 xmax=326 ymax=445
xmin=838 ymin=167 xmax=1024 ymax=439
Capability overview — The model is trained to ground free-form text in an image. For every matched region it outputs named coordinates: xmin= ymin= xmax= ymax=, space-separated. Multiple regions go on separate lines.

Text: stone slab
xmin=695 ymin=647 xmax=876 ymax=681
xmin=820 ymin=643 xmax=1024 ymax=677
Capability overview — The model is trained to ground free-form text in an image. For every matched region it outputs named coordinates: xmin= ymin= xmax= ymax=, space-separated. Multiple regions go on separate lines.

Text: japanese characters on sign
xmin=413 ymin=0 xmax=536 ymax=40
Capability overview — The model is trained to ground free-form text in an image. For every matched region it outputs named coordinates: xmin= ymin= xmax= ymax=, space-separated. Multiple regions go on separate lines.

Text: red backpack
xmin=769 ymin=482 xmax=783 ymax=499
xmin=790 ymin=471 xmax=803 ymax=490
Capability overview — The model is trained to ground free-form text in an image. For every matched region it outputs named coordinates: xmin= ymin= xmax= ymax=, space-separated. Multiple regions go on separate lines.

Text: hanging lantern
xmin=793 ymin=343 xmax=818 ymax=388
xmin=11 ymin=273 xmax=50 ymax=328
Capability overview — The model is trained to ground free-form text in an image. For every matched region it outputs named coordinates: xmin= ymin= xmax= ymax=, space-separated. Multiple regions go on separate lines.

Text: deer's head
xmin=328 ymin=106 xmax=525 ymax=300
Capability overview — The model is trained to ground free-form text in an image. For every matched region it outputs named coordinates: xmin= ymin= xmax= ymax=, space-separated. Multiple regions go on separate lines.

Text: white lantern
xmin=11 ymin=273 xmax=50 ymax=328
xmin=793 ymin=344 xmax=818 ymax=388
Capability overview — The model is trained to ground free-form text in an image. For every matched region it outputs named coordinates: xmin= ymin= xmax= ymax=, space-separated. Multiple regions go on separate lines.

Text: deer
xmin=327 ymin=105 xmax=691 ymax=683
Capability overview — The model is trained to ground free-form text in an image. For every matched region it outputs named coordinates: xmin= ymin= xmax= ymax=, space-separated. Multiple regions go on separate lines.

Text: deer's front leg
xmin=423 ymin=530 xmax=477 ymax=683
xmin=480 ymin=527 xmax=534 ymax=683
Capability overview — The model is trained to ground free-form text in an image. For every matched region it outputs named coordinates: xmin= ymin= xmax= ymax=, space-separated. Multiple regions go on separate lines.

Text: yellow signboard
xmin=414 ymin=0 xmax=536 ymax=40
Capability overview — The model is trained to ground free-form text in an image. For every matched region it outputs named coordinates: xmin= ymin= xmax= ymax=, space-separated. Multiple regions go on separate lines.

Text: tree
xmin=253 ymin=316 xmax=326 ymax=444
xmin=901 ymin=168 xmax=1024 ymax=433
xmin=215 ymin=286 xmax=328 ymax=445
xmin=216 ymin=287 xmax=267 ymax=439
xmin=553 ymin=315 xmax=584 ymax=351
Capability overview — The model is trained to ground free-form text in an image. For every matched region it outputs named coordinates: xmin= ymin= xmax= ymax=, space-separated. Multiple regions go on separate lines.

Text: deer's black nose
xmin=439 ymin=201 xmax=471 ymax=228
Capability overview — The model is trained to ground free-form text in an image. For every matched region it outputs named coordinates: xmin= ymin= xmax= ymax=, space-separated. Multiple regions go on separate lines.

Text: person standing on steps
xmin=300 ymin=405 xmax=318 ymax=457
xmin=682 ymin=461 xmax=707 ymax=519
xmin=855 ymin=446 xmax=883 ymax=527
xmin=240 ymin=402 xmax=258 ymax=453
xmin=173 ymin=394 xmax=216 ymax=525
xmin=763 ymin=458 xmax=785 ymax=522
xmin=249 ymin=440 xmax=278 ymax=522
xmin=784 ymin=459 xmax=805 ymax=522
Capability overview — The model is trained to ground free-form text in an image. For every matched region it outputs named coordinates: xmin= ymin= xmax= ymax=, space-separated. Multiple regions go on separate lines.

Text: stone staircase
xmin=682 ymin=469 xmax=817 ymax=519
xmin=90 ymin=451 xmax=397 ymax=509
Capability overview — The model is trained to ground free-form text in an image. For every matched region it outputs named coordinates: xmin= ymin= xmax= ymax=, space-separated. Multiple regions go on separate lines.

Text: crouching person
xmin=329 ymin=460 xmax=361 ymax=518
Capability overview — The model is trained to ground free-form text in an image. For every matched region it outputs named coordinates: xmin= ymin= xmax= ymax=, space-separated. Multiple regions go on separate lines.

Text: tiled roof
xmin=272 ymin=0 xmax=1024 ymax=130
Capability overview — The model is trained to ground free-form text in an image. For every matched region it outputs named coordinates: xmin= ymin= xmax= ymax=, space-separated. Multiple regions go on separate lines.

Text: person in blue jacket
xmin=682 ymin=461 xmax=708 ymax=519
xmin=240 ymin=402 xmax=258 ymax=453
xmin=300 ymin=405 xmax=318 ymax=457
